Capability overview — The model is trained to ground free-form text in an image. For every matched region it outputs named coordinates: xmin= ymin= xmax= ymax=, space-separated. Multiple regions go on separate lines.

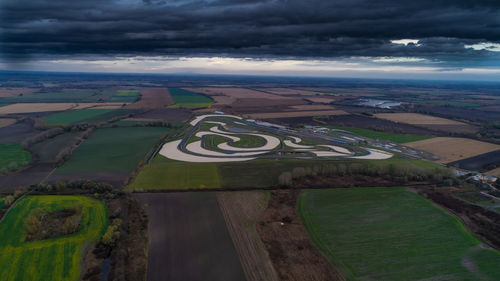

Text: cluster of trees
xmin=30 ymin=180 xmax=115 ymax=195
xmin=2 ymin=189 xmax=25 ymax=209
xmin=21 ymin=127 xmax=65 ymax=149
xmin=278 ymin=162 xmax=455 ymax=187
xmin=24 ymin=203 xmax=84 ymax=241
xmin=101 ymin=218 xmax=122 ymax=246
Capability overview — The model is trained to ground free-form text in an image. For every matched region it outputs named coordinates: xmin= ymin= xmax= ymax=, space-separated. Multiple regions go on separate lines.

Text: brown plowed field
xmin=184 ymin=87 xmax=290 ymax=100
xmin=126 ymin=88 xmax=174 ymax=109
xmin=245 ymin=110 xmax=348 ymax=119
xmin=127 ymin=108 xmax=192 ymax=122
xmin=289 ymin=104 xmax=336 ymax=110
xmin=0 ymin=103 xmax=77 ymax=114
xmin=217 ymin=192 xmax=279 ymax=281
xmin=0 ymin=88 xmax=39 ymax=97
xmin=135 ymin=192 xmax=246 ymax=281
xmin=405 ymin=137 xmax=500 ymax=163
xmin=261 ymin=88 xmax=325 ymax=96
xmin=0 ymin=118 xmax=16 ymax=128
xmin=257 ymin=190 xmax=344 ymax=281
xmin=374 ymin=113 xmax=478 ymax=133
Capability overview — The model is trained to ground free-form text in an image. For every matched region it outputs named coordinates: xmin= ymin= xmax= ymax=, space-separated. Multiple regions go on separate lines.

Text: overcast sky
xmin=1 ymin=0 xmax=500 ymax=80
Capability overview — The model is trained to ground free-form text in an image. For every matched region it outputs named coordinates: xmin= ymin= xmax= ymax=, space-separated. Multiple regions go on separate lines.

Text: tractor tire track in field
xmin=217 ymin=191 xmax=280 ymax=281
xmin=135 ymin=192 xmax=246 ymax=281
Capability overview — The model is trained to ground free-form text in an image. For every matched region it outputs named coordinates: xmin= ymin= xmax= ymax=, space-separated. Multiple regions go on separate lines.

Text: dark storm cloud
xmin=1 ymin=0 xmax=500 ymax=65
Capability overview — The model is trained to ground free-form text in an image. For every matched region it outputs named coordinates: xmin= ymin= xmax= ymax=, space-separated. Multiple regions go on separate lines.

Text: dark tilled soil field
xmin=448 ymin=150 xmax=500 ymax=171
xmin=0 ymin=121 xmax=42 ymax=144
xmin=416 ymin=105 xmax=500 ymax=122
xmin=0 ymin=163 xmax=53 ymax=191
xmin=131 ymin=108 xmax=192 ymax=122
xmin=269 ymin=115 xmax=439 ymax=136
xmin=135 ymin=192 xmax=246 ymax=281
xmin=257 ymin=190 xmax=344 ymax=281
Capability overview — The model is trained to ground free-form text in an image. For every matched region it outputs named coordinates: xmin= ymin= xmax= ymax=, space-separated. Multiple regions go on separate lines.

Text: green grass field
xmin=43 ymin=109 xmax=114 ymax=125
xmin=167 ymin=88 xmax=213 ymax=109
xmin=0 ymin=89 xmax=110 ymax=103
xmin=56 ymin=127 xmax=169 ymax=174
xmin=111 ymin=91 xmax=140 ymax=102
xmin=126 ymin=162 xmax=221 ymax=191
xmin=0 ymin=195 xmax=107 ymax=281
xmin=331 ymin=126 xmax=432 ymax=143
xmin=132 ymin=156 xmax=441 ymax=191
xmin=299 ymin=188 xmax=500 ymax=281
xmin=0 ymin=144 xmax=31 ymax=170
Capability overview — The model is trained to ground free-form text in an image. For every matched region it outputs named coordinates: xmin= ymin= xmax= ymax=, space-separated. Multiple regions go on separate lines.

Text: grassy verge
xmin=0 ymin=195 xmax=107 ymax=281
xmin=299 ymin=187 xmax=500 ymax=281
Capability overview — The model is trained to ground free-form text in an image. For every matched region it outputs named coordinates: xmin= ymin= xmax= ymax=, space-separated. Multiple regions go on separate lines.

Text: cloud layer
xmin=1 ymin=0 xmax=500 ymax=67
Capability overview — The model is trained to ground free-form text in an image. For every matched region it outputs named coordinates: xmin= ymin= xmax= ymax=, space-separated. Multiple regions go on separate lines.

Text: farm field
xmin=135 ymin=192 xmax=246 ymax=281
xmin=43 ymin=109 xmax=114 ymax=125
xmin=405 ymin=137 xmax=500 ymax=163
xmin=245 ymin=110 xmax=348 ymax=119
xmin=0 ymin=88 xmax=39 ymax=98
xmin=126 ymin=162 xmax=220 ymax=191
xmin=0 ymin=89 xmax=113 ymax=103
xmin=129 ymin=157 xmax=443 ymax=191
xmin=299 ymin=187 xmax=500 ymax=281
xmin=0 ymin=195 xmax=107 ymax=281
xmin=486 ymin=167 xmax=500 ymax=177
xmin=55 ymin=126 xmax=169 ymax=174
xmin=331 ymin=126 xmax=432 ymax=143
xmin=448 ymin=150 xmax=500 ymax=171
xmin=0 ymin=103 xmax=77 ymax=114
xmin=217 ymin=191 xmax=279 ymax=281
xmin=30 ymin=132 xmax=83 ymax=163
xmin=374 ymin=113 xmax=478 ymax=133
xmin=168 ymin=88 xmax=213 ymax=109
xmin=0 ymin=144 xmax=31 ymax=170
xmin=125 ymin=88 xmax=174 ymax=109
xmin=0 ymin=118 xmax=16 ymax=128
xmin=111 ymin=90 xmax=140 ymax=102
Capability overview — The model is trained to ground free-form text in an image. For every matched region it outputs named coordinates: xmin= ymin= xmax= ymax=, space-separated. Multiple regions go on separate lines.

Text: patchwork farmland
xmin=0 ymin=74 xmax=499 ymax=281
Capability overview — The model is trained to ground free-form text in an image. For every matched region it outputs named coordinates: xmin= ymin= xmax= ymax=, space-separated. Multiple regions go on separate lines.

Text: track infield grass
xmin=0 ymin=195 xmax=107 ymax=281
xmin=299 ymin=187 xmax=500 ymax=281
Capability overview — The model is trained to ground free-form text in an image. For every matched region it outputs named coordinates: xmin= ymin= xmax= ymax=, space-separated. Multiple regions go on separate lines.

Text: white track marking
xmin=284 ymin=140 xmax=313 ymax=149
xmin=195 ymin=131 xmax=240 ymax=142
xmin=186 ymin=141 xmax=267 ymax=157
xmin=217 ymin=134 xmax=281 ymax=151
xmin=319 ymin=145 xmax=352 ymax=154
xmin=190 ymin=114 xmax=242 ymax=126
xmin=351 ymin=148 xmax=393 ymax=160
xmin=204 ymin=121 xmax=227 ymax=126
xmin=311 ymin=150 xmax=350 ymax=157
xmin=159 ymin=140 xmax=255 ymax=163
